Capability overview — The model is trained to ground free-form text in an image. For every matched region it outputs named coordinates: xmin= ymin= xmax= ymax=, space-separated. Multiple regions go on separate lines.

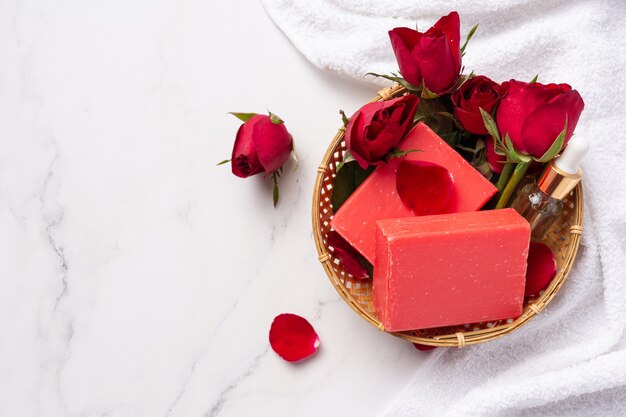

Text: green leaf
xmin=365 ymin=72 xmax=421 ymax=92
xmin=291 ymin=148 xmax=299 ymax=172
xmin=437 ymin=111 xmax=464 ymax=130
xmin=420 ymin=82 xmax=439 ymax=99
xmin=387 ymin=148 xmax=422 ymax=160
xmin=440 ymin=131 xmax=461 ymax=147
xmin=268 ymin=111 xmax=284 ymax=124
xmin=339 ymin=110 xmax=350 ymax=127
xmin=272 ymin=172 xmax=280 ymax=207
xmin=529 ymin=74 xmax=539 ymax=84
xmin=228 ymin=112 xmax=257 ymax=122
xmin=451 ymin=71 xmax=475 ymax=91
xmin=535 ymin=116 xmax=568 ymax=163
xmin=504 ymin=134 xmax=532 ymax=163
xmin=331 ymin=161 xmax=375 ymax=212
xmin=479 ymin=107 xmax=501 ymax=143
xmin=461 ymin=23 xmax=479 ymax=56
xmin=216 ymin=159 xmax=230 ymax=166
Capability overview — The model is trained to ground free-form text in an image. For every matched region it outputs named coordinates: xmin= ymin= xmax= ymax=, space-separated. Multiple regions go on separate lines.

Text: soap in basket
xmin=331 ymin=122 xmax=497 ymax=264
xmin=374 ymin=209 xmax=530 ymax=332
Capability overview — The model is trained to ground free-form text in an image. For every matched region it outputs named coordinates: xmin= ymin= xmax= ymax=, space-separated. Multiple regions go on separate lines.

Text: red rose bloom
xmin=345 ymin=94 xmax=419 ymax=169
xmin=452 ymin=75 xmax=505 ymax=135
xmin=231 ymin=114 xmax=293 ymax=178
xmin=389 ymin=12 xmax=461 ymax=94
xmin=496 ymin=80 xmax=584 ymax=158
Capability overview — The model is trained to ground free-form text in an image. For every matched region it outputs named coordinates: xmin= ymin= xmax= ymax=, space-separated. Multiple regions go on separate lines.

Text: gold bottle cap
xmin=537 ymin=161 xmax=582 ymax=201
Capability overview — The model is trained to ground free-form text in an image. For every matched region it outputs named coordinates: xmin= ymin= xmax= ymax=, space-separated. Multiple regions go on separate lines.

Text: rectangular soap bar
xmin=331 ymin=122 xmax=497 ymax=263
xmin=374 ymin=209 xmax=530 ymax=332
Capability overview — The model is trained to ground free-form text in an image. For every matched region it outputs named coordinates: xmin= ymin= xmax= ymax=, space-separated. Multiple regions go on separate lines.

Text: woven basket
xmin=312 ymin=83 xmax=584 ymax=347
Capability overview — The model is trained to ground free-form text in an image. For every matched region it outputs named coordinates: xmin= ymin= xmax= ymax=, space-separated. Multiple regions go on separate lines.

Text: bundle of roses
xmin=220 ymin=11 xmax=585 ymax=362
xmin=329 ymin=11 xmax=584 ymax=283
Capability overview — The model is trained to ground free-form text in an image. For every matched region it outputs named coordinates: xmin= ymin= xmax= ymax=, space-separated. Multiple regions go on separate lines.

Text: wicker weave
xmin=312 ymin=84 xmax=584 ymax=347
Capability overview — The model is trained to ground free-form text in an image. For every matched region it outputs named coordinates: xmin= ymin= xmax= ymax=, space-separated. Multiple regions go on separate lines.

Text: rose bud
xmin=452 ymin=75 xmax=505 ymax=135
xmin=345 ymin=94 xmax=419 ymax=169
xmin=389 ymin=12 xmax=461 ymax=94
xmin=496 ymin=80 xmax=584 ymax=158
xmin=485 ymin=136 xmax=506 ymax=174
xmin=219 ymin=112 xmax=294 ymax=206
xmin=229 ymin=113 xmax=293 ymax=178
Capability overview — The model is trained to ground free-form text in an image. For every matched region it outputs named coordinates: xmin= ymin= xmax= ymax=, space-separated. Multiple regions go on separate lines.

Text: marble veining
xmin=0 ymin=1 xmax=424 ymax=416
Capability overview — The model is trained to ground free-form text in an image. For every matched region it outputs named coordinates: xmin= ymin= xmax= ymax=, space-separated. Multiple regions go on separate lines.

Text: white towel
xmin=261 ymin=0 xmax=626 ymax=415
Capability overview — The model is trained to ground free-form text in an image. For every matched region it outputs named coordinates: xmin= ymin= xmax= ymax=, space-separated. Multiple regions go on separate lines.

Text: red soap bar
xmin=374 ymin=209 xmax=530 ymax=332
xmin=331 ymin=123 xmax=497 ymax=263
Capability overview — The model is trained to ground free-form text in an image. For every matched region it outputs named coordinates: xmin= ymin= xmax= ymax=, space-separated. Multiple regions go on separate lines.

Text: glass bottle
xmin=510 ymin=136 xmax=588 ymax=241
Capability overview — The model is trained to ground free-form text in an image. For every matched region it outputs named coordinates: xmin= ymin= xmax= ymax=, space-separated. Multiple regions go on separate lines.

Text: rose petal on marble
xmin=396 ymin=160 xmax=454 ymax=215
xmin=269 ymin=314 xmax=320 ymax=362
xmin=525 ymin=242 xmax=557 ymax=296
xmin=326 ymin=231 xmax=369 ymax=279
xmin=413 ymin=343 xmax=437 ymax=351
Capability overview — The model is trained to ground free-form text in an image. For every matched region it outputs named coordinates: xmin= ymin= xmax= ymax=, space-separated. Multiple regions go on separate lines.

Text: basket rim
xmin=311 ymin=83 xmax=584 ymax=347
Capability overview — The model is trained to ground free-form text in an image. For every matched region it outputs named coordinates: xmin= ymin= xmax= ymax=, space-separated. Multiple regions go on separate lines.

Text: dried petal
xmin=269 ymin=314 xmax=320 ymax=362
xmin=327 ymin=231 xmax=369 ymax=279
xmin=525 ymin=242 xmax=557 ymax=296
xmin=396 ymin=160 xmax=454 ymax=215
xmin=413 ymin=343 xmax=437 ymax=351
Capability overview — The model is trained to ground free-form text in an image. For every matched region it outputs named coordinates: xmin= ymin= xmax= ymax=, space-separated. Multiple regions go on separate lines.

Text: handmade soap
xmin=374 ymin=209 xmax=530 ymax=332
xmin=331 ymin=122 xmax=497 ymax=263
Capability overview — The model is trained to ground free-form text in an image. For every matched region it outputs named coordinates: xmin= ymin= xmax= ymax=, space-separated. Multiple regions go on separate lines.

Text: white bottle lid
xmin=554 ymin=135 xmax=589 ymax=175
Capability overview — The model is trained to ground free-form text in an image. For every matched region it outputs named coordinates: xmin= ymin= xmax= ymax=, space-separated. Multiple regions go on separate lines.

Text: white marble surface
xmin=0 ymin=1 xmax=427 ymax=416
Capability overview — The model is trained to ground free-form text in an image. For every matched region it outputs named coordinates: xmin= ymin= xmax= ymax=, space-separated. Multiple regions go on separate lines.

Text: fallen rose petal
xmin=396 ymin=160 xmax=454 ymax=215
xmin=269 ymin=314 xmax=320 ymax=362
xmin=413 ymin=343 xmax=437 ymax=351
xmin=327 ymin=231 xmax=369 ymax=279
xmin=525 ymin=242 xmax=557 ymax=296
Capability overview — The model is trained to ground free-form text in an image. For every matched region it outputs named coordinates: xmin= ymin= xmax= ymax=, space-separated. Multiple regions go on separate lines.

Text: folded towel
xmin=261 ymin=0 xmax=626 ymax=415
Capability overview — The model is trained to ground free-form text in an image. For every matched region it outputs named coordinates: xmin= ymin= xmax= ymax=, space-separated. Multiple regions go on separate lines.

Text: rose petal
xmin=521 ymin=90 xmax=585 ymax=158
xmin=269 ymin=314 xmax=320 ymax=362
xmin=345 ymin=95 xmax=419 ymax=169
xmin=525 ymin=242 xmax=557 ymax=296
xmin=231 ymin=118 xmax=264 ymax=178
xmin=414 ymin=33 xmax=457 ymax=93
xmin=496 ymin=80 xmax=564 ymax=154
xmin=485 ymin=136 xmax=506 ymax=175
xmin=388 ymin=28 xmax=422 ymax=87
xmin=413 ymin=343 xmax=437 ymax=351
xmin=252 ymin=115 xmax=293 ymax=174
xmin=327 ymin=231 xmax=369 ymax=279
xmin=431 ymin=11 xmax=461 ymax=73
xmin=396 ymin=160 xmax=454 ymax=215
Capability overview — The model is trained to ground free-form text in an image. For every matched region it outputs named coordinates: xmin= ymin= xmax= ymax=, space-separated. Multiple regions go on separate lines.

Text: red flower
xmin=345 ymin=94 xmax=419 ymax=169
xmin=269 ymin=314 xmax=320 ymax=362
xmin=396 ymin=160 xmax=454 ymax=215
xmin=389 ymin=12 xmax=461 ymax=94
xmin=231 ymin=114 xmax=293 ymax=178
xmin=452 ymin=76 xmax=505 ymax=135
xmin=496 ymin=80 xmax=584 ymax=158
xmin=485 ymin=136 xmax=506 ymax=175
xmin=413 ymin=343 xmax=437 ymax=351
xmin=525 ymin=242 xmax=557 ymax=296
xmin=326 ymin=231 xmax=369 ymax=279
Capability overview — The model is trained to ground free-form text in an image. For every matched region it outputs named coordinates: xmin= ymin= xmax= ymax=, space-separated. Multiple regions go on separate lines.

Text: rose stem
xmin=495 ymin=161 xmax=530 ymax=209
xmin=495 ymin=163 xmax=514 ymax=192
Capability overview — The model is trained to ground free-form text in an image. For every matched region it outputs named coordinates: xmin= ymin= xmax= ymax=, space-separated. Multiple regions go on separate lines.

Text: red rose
xmin=231 ymin=114 xmax=293 ymax=178
xmin=452 ymin=76 xmax=505 ymax=135
xmin=345 ymin=94 xmax=419 ymax=169
xmin=496 ymin=80 xmax=584 ymax=158
xmin=485 ymin=136 xmax=505 ymax=174
xmin=389 ymin=12 xmax=461 ymax=94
